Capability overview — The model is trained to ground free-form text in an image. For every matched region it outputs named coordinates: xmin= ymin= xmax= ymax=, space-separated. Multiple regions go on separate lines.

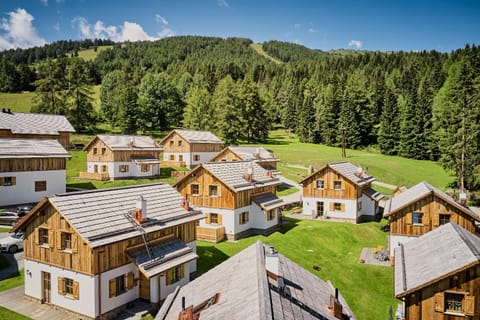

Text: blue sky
xmin=1 ymin=0 xmax=479 ymax=52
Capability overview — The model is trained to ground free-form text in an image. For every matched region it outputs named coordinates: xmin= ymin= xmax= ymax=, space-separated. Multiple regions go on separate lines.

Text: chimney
xmin=181 ymin=198 xmax=190 ymax=211
xmin=265 ymin=246 xmax=279 ymax=280
xmin=133 ymin=196 xmax=147 ymax=223
xmin=266 ymin=170 xmax=273 ymax=178
xmin=459 ymin=192 xmax=467 ymax=206
xmin=355 ymin=167 xmax=363 ymax=178
xmin=178 ymin=307 xmax=193 ymax=320
xmin=245 ymin=164 xmax=254 ymax=182
xmin=128 ymin=137 xmax=136 ymax=147
xmin=255 ymin=148 xmax=261 ymax=159
xmin=329 ymin=288 xmax=343 ymax=319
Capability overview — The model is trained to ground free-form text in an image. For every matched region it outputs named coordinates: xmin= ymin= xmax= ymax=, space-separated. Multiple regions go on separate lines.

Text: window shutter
xmin=406 ymin=212 xmax=412 ymax=225
xmin=56 ymin=231 xmax=61 ymax=249
xmin=73 ymin=281 xmax=79 ymax=300
xmin=341 ymin=181 xmax=345 ymax=190
xmin=48 ymin=229 xmax=54 ymax=247
xmin=341 ymin=203 xmax=345 ymax=212
xmin=72 ymin=234 xmax=78 ymax=252
xmin=58 ymin=277 xmax=64 ymax=295
xmin=11 ymin=177 xmax=16 ymax=185
xmin=329 ymin=203 xmax=334 ymax=211
xmin=450 ymin=214 xmax=458 ymax=224
xmin=433 ymin=292 xmax=444 ymax=312
xmin=127 ymin=272 xmax=134 ymax=290
xmin=205 ymin=213 xmax=210 ymax=224
xmin=464 ymin=295 xmax=475 ymax=316
xmin=109 ymin=279 xmax=116 ymax=298
xmin=180 ymin=265 xmax=185 ymax=278
xmin=246 ymin=212 xmax=249 ymax=222
xmin=432 ymin=214 xmax=439 ymax=227
xmin=239 ymin=213 xmax=242 ymax=224
xmin=166 ymin=270 xmax=172 ymax=285
xmin=34 ymin=229 xmax=39 ymax=245
xmin=218 ymin=214 xmax=222 ymax=225
xmin=0 ymin=177 xmax=4 ymax=186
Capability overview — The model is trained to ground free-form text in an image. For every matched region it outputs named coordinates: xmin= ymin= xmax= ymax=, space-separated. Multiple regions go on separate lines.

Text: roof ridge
xmin=52 ymin=182 xmax=167 ymax=197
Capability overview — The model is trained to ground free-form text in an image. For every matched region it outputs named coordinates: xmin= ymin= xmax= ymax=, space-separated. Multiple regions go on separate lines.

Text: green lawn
xmin=0 ymin=307 xmax=30 ymax=320
xmin=261 ymin=130 xmax=455 ymax=189
xmin=77 ymin=45 xmax=113 ymax=61
xmin=0 ymin=92 xmax=34 ymax=113
xmin=196 ymin=217 xmax=397 ymax=320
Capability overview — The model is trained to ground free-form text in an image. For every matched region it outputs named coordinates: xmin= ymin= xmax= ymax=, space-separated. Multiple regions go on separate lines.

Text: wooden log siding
xmin=302 ymin=167 xmax=360 ymax=200
xmin=163 ymin=133 xmax=190 ymax=153
xmin=403 ymin=265 xmax=480 ymax=319
xmin=190 ymin=143 xmax=222 ymax=153
xmin=0 ymin=158 xmax=67 ymax=172
xmin=0 ymin=131 xmax=70 ymax=149
xmin=389 ymin=194 xmax=477 ymax=237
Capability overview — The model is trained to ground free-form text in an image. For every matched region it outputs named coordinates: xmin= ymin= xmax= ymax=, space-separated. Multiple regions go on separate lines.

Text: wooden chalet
xmin=394 ymin=222 xmax=480 ymax=319
xmin=384 ymin=181 xmax=480 ymax=258
xmin=160 ymin=129 xmax=223 ymax=168
xmin=299 ymin=162 xmax=383 ymax=223
xmin=0 ymin=109 xmax=75 ymax=149
xmin=156 ymin=240 xmax=356 ymax=320
xmin=12 ymin=183 xmax=203 ymax=320
xmin=0 ymin=138 xmax=71 ymax=206
xmin=209 ymin=146 xmax=280 ymax=171
xmin=173 ymin=161 xmax=283 ymax=241
xmin=80 ymin=134 xmax=162 ymax=181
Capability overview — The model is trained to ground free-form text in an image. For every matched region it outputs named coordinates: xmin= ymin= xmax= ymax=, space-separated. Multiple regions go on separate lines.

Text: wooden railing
xmin=78 ymin=172 xmax=110 ymax=181
xmin=196 ymin=226 xmax=225 ymax=243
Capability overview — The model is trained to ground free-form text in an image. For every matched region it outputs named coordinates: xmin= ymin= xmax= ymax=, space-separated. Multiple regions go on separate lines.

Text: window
xmin=166 ymin=265 xmax=184 ymax=285
xmin=35 ymin=180 xmax=47 ymax=192
xmin=93 ymin=148 xmax=98 ymax=155
xmin=178 ymin=155 xmax=183 ymax=162
xmin=193 ymin=155 xmax=200 ymax=161
xmin=58 ymin=277 xmax=78 ymax=299
xmin=141 ymin=164 xmax=150 ymax=172
xmin=109 ymin=273 xmax=135 ymax=298
xmin=102 ymin=165 xmax=108 ymax=173
xmin=334 ymin=180 xmax=342 ymax=190
xmin=61 ymin=232 xmax=72 ymax=250
xmin=191 ymin=184 xmax=199 ymax=195
xmin=1 ymin=176 xmax=15 ymax=186
xmin=94 ymin=165 xmax=98 ymax=173
xmin=439 ymin=214 xmax=450 ymax=225
xmin=178 ymin=140 xmax=183 ymax=147
xmin=445 ymin=292 xmax=463 ymax=313
xmin=334 ymin=203 xmax=342 ymax=211
xmin=169 ymin=154 xmax=175 ymax=161
xmin=239 ymin=212 xmax=249 ymax=224
xmin=39 ymin=228 xmax=49 ymax=245
xmin=412 ymin=212 xmax=423 ymax=225
xmin=316 ymin=180 xmax=324 ymax=189
xmin=209 ymin=213 xmax=219 ymax=224
xmin=209 ymin=185 xmax=218 ymax=197
xmin=266 ymin=210 xmax=275 ymax=221
xmin=169 ymin=141 xmax=174 ymax=147
xmin=101 ymin=147 xmax=106 ymax=155
xmin=119 ymin=165 xmax=129 ymax=173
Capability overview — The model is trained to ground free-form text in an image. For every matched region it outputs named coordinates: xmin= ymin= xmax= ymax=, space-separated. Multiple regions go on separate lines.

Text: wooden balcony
xmin=196 ymin=226 xmax=225 ymax=243
xmin=78 ymin=172 xmax=110 ymax=181
xmin=161 ymin=160 xmax=187 ymax=167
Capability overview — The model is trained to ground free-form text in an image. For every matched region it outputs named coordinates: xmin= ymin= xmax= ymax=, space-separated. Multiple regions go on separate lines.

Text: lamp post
xmin=340 ymin=124 xmax=346 ymax=158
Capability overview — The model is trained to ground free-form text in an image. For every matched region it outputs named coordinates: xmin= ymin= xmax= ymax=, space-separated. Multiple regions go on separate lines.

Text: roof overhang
xmin=253 ymin=193 xmax=285 ymax=211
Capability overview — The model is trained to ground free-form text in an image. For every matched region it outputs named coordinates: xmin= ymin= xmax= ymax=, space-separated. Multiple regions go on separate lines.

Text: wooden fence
xmin=196 ymin=226 xmax=225 ymax=243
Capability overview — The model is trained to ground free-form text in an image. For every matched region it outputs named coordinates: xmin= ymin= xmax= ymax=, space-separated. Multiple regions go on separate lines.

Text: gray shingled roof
xmin=383 ymin=181 xmax=479 ymax=220
xmin=92 ymin=134 xmax=162 ymax=151
xmin=44 ymin=183 xmax=203 ymax=248
xmin=253 ymin=193 xmax=285 ymax=210
xmin=394 ymin=222 xmax=480 ymax=297
xmin=173 ymin=129 xmax=223 ymax=144
xmin=0 ymin=138 xmax=71 ymax=159
xmin=156 ymin=240 xmax=355 ymax=320
xmin=0 ymin=111 xmax=75 ymax=135
xmin=202 ymin=161 xmax=280 ymax=192
xmin=228 ymin=146 xmax=279 ymax=162
xmin=300 ymin=162 xmax=375 ymax=187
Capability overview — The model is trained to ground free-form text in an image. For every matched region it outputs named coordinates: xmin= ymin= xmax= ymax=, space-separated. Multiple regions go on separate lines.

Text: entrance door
xmin=316 ymin=201 xmax=324 ymax=217
xmin=42 ymin=271 xmax=51 ymax=303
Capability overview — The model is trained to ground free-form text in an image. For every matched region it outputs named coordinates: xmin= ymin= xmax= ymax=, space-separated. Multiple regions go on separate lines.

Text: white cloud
xmin=348 ymin=39 xmax=363 ymax=49
xmin=53 ymin=22 xmax=60 ymax=32
xmin=40 ymin=0 xmax=48 ymax=6
xmin=155 ymin=14 xmax=168 ymax=25
xmin=0 ymin=8 xmax=46 ymax=50
xmin=217 ymin=0 xmax=229 ymax=7
xmin=72 ymin=17 xmax=174 ymax=42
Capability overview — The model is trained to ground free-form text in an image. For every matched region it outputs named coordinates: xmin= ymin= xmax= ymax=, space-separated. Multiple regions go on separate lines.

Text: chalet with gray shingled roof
xmin=384 ymin=181 xmax=480 ymax=258
xmin=210 ymin=146 xmax=280 ymax=171
xmin=173 ymin=161 xmax=283 ymax=241
xmin=299 ymin=162 xmax=383 ymax=223
xmin=0 ymin=138 xmax=71 ymax=206
xmin=80 ymin=134 xmax=162 ymax=180
xmin=160 ymin=129 xmax=223 ymax=168
xmin=156 ymin=240 xmax=355 ymax=320
xmin=12 ymin=183 xmax=203 ymax=320
xmin=394 ymin=222 xmax=480 ymax=319
xmin=0 ymin=110 xmax=75 ymax=148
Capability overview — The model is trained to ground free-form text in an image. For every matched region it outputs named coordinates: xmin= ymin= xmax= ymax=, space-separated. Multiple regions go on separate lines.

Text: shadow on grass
xmin=196 ymin=245 xmax=230 ymax=275
xmin=264 ymin=138 xmax=291 ymax=145
xmin=67 ymin=181 xmax=97 ymax=190
xmin=278 ymin=217 xmax=299 ymax=235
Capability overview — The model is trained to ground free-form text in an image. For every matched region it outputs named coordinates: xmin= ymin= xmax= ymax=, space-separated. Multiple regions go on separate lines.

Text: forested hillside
xmin=1 ymin=36 xmax=479 ymax=190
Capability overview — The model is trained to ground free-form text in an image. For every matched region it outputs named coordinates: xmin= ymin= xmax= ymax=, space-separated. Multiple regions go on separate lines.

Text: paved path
xmin=276 ymin=175 xmax=302 ymax=206
xmin=372 ymin=181 xmax=397 ymax=190
xmin=0 ymin=232 xmax=24 ymax=281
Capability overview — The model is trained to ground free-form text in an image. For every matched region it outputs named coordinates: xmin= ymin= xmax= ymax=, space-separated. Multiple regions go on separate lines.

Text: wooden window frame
xmin=39 ymin=228 xmax=49 ymax=246
xmin=166 ymin=265 xmax=185 ymax=285
xmin=178 ymin=140 xmax=183 ymax=147
xmin=61 ymin=232 xmax=72 ymax=250
xmin=412 ymin=211 xmax=423 ymax=225
xmin=169 ymin=141 xmax=174 ymax=147
xmin=439 ymin=214 xmax=450 ymax=225
xmin=191 ymin=184 xmax=199 ymax=196
xmin=169 ymin=154 xmax=175 ymax=161
xmin=178 ymin=155 xmax=183 ymax=162
xmin=35 ymin=180 xmax=47 ymax=192
xmin=333 ymin=180 xmax=342 ymax=190
xmin=209 ymin=185 xmax=218 ymax=197
xmin=93 ymin=148 xmax=98 ymax=155
xmin=210 ymin=213 xmax=219 ymax=224
xmin=119 ymin=165 xmax=129 ymax=173
xmin=2 ymin=176 xmax=16 ymax=187
xmin=94 ymin=165 xmax=98 ymax=173
xmin=266 ymin=210 xmax=275 ymax=221
xmin=316 ymin=180 xmax=324 ymax=189
xmin=444 ymin=292 xmax=465 ymax=314
xmin=109 ymin=272 xmax=135 ymax=298
xmin=193 ymin=155 xmax=200 ymax=161
xmin=102 ymin=165 xmax=108 ymax=173
xmin=334 ymin=203 xmax=342 ymax=211
xmin=101 ymin=147 xmax=106 ymax=155
xmin=239 ymin=211 xmax=249 ymax=224
xmin=141 ymin=164 xmax=150 ymax=172
xmin=57 ymin=277 xmax=78 ymax=299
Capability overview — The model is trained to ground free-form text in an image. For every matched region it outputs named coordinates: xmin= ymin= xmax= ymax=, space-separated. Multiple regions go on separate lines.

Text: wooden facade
xmin=161 ymin=131 xmax=222 ymax=154
xmin=0 ymin=158 xmax=66 ymax=172
xmin=0 ymin=130 xmax=71 ymax=149
xmin=210 ymin=147 xmax=278 ymax=170
xmin=402 ymin=265 xmax=479 ymax=320
xmin=302 ymin=167 xmax=362 ymax=200
xmin=388 ymin=194 xmax=478 ymax=237
xmin=20 ymin=200 xmax=197 ymax=276
xmin=85 ymin=139 xmax=160 ymax=163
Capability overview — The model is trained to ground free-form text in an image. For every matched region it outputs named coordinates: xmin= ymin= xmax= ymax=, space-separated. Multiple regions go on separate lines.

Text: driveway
xmin=0 ymin=231 xmax=24 ymax=281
